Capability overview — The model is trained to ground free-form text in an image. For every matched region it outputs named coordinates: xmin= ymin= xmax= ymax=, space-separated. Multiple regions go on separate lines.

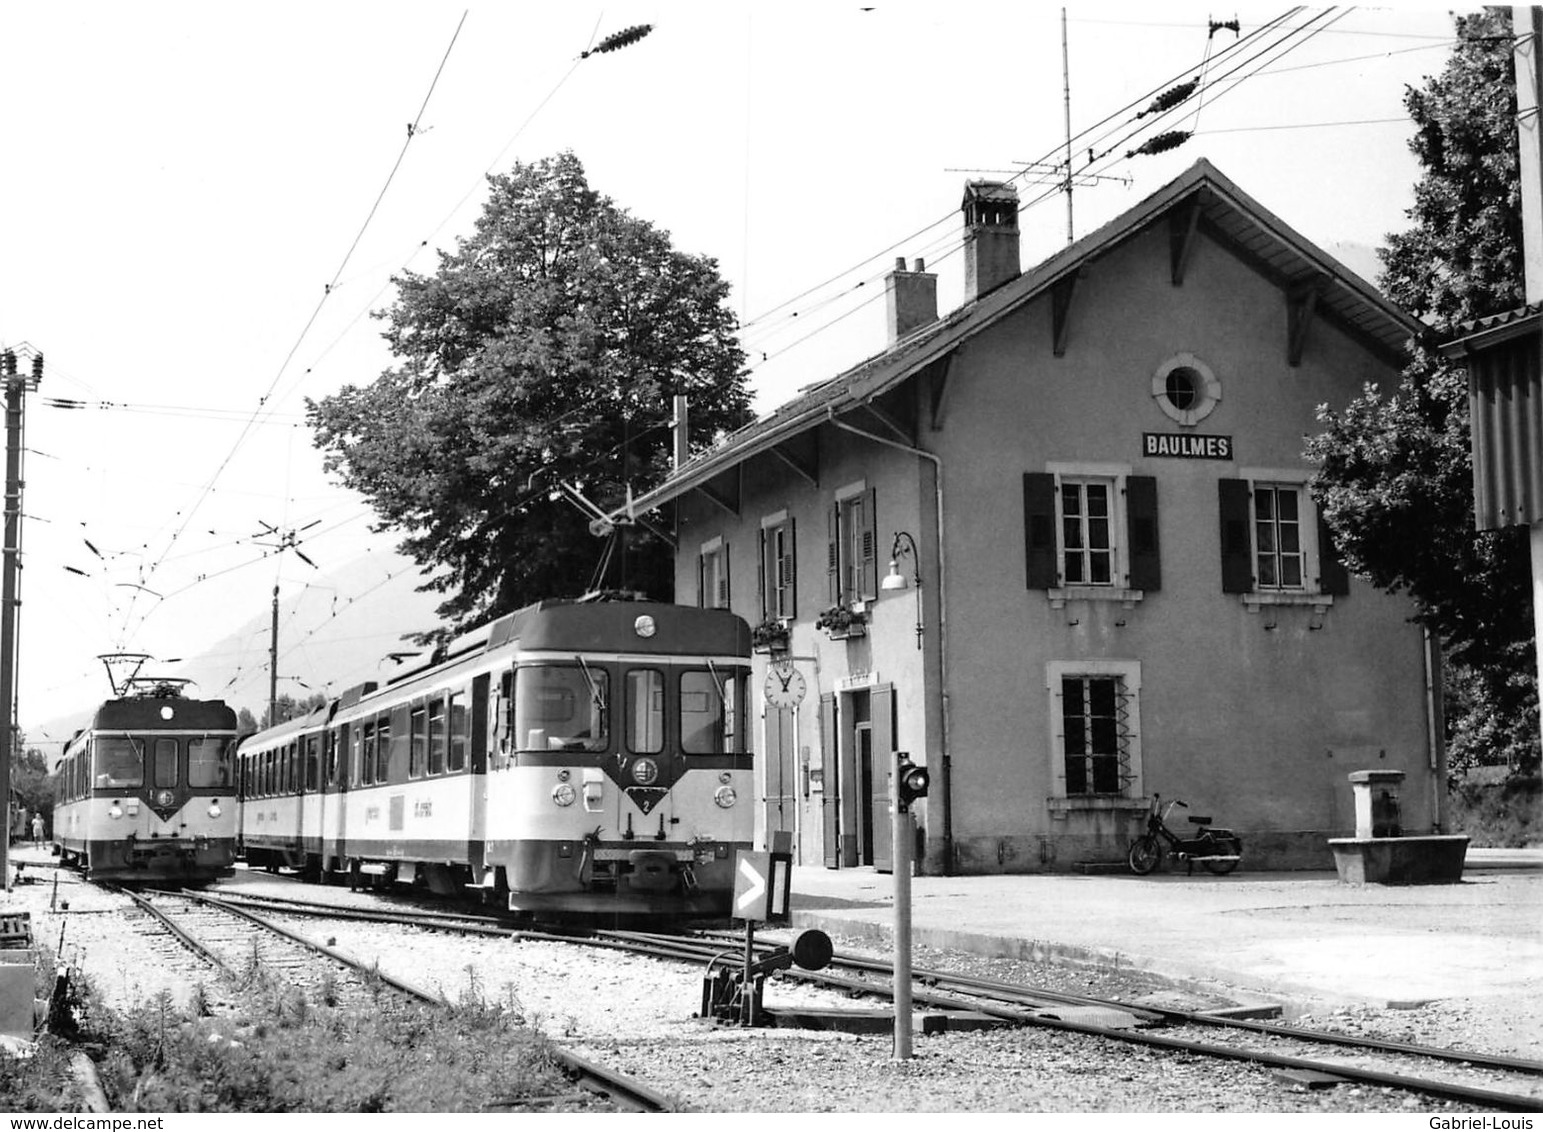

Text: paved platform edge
xmin=788 ymin=909 xmax=1393 ymax=1014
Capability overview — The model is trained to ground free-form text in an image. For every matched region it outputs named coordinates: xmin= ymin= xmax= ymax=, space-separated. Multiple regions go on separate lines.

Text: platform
xmin=787 ymin=849 xmax=1543 ymax=1013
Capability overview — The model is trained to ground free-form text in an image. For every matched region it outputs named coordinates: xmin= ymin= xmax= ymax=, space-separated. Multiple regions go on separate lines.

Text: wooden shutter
xmin=1217 ymin=478 xmax=1254 ymax=593
xmin=1023 ymin=472 xmax=1058 ymax=589
xmin=1317 ymin=511 xmax=1351 ymax=596
xmin=827 ymin=504 xmax=840 ymax=605
xmin=718 ymin=543 xmax=730 ymax=608
xmin=696 ymin=552 xmax=706 ymax=609
xmin=860 ymin=487 xmax=879 ymax=599
xmin=783 ymin=518 xmax=798 ymax=618
xmin=820 ymin=694 xmax=840 ymax=868
xmin=757 ymin=528 xmax=768 ymax=619
xmin=1125 ymin=475 xmax=1161 ymax=592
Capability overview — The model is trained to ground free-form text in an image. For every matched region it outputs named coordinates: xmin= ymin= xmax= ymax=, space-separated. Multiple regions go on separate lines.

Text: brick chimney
xmin=885 ymin=256 xmax=938 ymax=343
xmin=962 ymin=180 xmax=1020 ymax=301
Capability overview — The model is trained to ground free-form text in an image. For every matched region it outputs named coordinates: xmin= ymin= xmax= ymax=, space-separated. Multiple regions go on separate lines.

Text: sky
xmin=0 ymin=2 xmax=1466 ymax=742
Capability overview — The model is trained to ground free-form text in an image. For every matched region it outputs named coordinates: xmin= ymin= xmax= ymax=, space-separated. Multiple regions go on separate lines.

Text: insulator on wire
xmin=1127 ymin=130 xmax=1192 ymax=159
xmin=582 ymin=24 xmax=653 ymax=58
xmin=1136 ymin=78 xmax=1200 ymax=119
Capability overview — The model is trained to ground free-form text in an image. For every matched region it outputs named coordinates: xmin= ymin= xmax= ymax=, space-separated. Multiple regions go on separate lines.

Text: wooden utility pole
xmin=0 ymin=348 xmax=41 ymax=890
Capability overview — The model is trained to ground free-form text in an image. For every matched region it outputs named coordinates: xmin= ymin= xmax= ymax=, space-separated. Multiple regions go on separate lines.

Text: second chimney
xmin=885 ymin=256 xmax=938 ymax=343
xmin=962 ymin=180 xmax=1021 ymax=301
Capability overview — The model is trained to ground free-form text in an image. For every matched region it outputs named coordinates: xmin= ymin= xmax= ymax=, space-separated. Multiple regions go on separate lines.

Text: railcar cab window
xmin=189 ymin=737 xmax=232 ymax=789
xmin=515 ymin=665 xmax=610 ymax=753
xmin=680 ymin=668 xmax=748 ymax=754
xmin=94 ymin=737 xmax=143 ymax=788
xmin=626 ymin=669 xmax=664 ymax=754
xmin=153 ymin=738 xmax=178 ymax=788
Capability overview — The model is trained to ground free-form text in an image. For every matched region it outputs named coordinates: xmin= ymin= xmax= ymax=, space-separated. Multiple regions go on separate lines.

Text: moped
xmin=1127 ymin=794 xmax=1243 ymax=875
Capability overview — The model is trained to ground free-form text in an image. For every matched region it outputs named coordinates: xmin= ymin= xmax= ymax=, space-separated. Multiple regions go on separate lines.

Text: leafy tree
xmin=257 ymin=693 xmax=327 ymax=731
xmin=1307 ymin=7 xmax=1536 ymax=776
xmin=309 ymin=153 xmax=752 ymax=632
xmin=12 ymin=745 xmax=52 ymax=820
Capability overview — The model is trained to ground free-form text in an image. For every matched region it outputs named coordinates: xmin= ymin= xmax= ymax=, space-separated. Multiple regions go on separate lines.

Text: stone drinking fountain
xmin=1327 ymin=769 xmax=1469 ymax=884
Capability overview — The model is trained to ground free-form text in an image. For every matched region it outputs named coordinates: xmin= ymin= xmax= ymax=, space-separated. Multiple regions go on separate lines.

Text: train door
xmin=329 ymin=724 xmax=349 ymax=868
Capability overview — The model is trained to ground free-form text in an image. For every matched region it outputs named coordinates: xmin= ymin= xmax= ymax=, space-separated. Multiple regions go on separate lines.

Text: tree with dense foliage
xmin=309 ymin=153 xmax=752 ymax=631
xmin=13 ymin=745 xmax=52 ymax=822
xmin=1307 ymin=7 xmax=1536 ymax=776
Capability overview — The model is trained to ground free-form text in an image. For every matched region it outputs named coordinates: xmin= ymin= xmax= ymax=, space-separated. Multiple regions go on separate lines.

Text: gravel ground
xmin=4 ymin=859 xmax=1538 ymax=1113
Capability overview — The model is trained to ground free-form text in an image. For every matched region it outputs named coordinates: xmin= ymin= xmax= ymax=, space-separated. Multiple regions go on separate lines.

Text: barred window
xmin=1047 ymin=660 xmax=1143 ymax=800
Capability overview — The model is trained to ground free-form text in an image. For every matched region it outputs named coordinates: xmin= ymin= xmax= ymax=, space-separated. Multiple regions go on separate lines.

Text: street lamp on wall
xmin=881 ymin=531 xmax=924 ymax=649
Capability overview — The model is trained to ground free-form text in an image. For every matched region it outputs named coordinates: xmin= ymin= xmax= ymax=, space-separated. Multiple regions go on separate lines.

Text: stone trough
xmin=1326 ymin=769 xmax=1468 ymax=885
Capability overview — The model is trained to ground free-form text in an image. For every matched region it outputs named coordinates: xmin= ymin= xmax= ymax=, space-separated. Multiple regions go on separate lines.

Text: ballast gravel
xmin=6 ymin=861 xmax=1536 ymax=1113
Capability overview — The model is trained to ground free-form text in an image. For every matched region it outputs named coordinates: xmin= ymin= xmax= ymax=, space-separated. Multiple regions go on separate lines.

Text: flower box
xmin=815 ymin=605 xmax=867 ymax=640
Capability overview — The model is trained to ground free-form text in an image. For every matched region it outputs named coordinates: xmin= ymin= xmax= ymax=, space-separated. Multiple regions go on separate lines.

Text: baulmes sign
xmin=1143 ymin=432 xmax=1234 ymax=460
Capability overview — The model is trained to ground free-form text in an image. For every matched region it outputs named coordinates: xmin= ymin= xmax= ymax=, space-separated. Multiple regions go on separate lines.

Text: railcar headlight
xmin=713 ymin=785 xmax=737 ymax=809
xmin=107 ymin=804 xmax=123 ymax=820
xmin=631 ymin=758 xmax=659 ymax=786
xmin=207 ymin=803 xmax=223 ymax=819
xmin=551 ymin=782 xmax=577 ymax=807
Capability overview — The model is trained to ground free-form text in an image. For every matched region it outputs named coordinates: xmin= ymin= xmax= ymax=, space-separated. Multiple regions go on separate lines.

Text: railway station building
xmin=625 ymin=159 xmax=1441 ymax=874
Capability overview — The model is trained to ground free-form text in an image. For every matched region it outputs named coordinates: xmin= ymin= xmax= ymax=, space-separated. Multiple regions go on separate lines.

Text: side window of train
xmin=306 ymin=737 xmax=320 ymax=791
xmin=377 ymin=716 xmax=393 ymax=783
xmin=361 ymin=721 xmax=376 ymax=786
xmin=448 ymin=692 xmax=467 ymax=772
xmin=409 ymin=706 xmax=428 ymax=778
xmin=428 ymin=698 xmax=446 ymax=776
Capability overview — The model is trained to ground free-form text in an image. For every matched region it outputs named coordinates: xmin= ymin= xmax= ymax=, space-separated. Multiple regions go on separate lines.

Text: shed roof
xmin=623 ymin=158 xmax=1421 ymax=518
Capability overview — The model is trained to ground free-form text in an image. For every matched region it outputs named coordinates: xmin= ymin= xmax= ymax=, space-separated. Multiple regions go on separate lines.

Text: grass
xmin=0 ymin=955 xmax=598 ymax=1113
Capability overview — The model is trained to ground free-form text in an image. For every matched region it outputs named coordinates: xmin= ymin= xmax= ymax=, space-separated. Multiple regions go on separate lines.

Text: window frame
xmin=1030 ymin=463 xmax=1156 ymax=605
xmin=1221 ymin=470 xmax=1342 ymax=607
xmin=828 ymin=481 xmax=878 ymax=608
xmin=625 ymin=667 xmax=666 ymax=755
xmin=759 ymin=511 xmax=796 ymax=621
xmin=698 ymin=536 xmax=730 ymax=610
xmin=1044 ymin=659 xmax=1144 ymax=805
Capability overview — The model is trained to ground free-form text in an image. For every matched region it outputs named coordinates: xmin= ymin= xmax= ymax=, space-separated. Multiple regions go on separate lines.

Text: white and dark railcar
xmin=53 ymin=685 xmax=240 ymax=883
xmin=238 ymin=599 xmax=755 ymax=917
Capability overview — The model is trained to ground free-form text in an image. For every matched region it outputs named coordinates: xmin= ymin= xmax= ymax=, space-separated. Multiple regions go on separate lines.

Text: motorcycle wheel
xmin=1128 ymin=835 xmax=1161 ymax=875
xmin=1201 ymin=838 xmax=1242 ymax=875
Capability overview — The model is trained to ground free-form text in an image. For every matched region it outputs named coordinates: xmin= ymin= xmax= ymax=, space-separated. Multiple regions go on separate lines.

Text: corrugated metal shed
xmin=1441 ymin=304 xmax=1543 ymax=530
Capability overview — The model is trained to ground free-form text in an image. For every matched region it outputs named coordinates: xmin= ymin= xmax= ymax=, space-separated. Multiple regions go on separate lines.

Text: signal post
xmin=891 ymin=751 xmax=929 ymax=1059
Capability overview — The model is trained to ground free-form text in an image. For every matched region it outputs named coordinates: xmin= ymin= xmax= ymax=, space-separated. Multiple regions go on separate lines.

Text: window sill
xmin=1242 ymin=592 xmax=1334 ymax=612
xmin=1048 ymin=795 xmax=1150 ymax=814
xmin=1048 ymin=587 xmax=1145 ymax=610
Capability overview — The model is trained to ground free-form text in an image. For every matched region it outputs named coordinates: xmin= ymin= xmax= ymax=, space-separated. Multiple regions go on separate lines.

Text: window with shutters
xmin=697 ymin=537 xmax=729 ymax=609
xmin=760 ymin=512 xmax=796 ymax=621
xmin=1045 ymin=659 xmax=1144 ymax=802
xmin=1218 ymin=471 xmax=1348 ymax=606
xmin=1024 ymin=464 xmax=1159 ymax=604
xmin=828 ymin=483 xmax=879 ymax=608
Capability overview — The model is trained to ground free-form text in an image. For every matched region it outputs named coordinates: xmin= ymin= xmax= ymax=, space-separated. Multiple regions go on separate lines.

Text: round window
xmin=1151 ymin=353 xmax=1221 ymax=426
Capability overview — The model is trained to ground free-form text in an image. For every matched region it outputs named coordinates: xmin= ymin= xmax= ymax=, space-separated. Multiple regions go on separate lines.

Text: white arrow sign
xmin=735 ymin=855 xmax=767 ymax=914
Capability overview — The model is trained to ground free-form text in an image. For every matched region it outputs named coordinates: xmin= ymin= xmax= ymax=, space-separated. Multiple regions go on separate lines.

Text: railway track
xmin=112 ymin=886 xmax=672 ymax=1112
xmin=190 ymin=884 xmax=1543 ymax=1111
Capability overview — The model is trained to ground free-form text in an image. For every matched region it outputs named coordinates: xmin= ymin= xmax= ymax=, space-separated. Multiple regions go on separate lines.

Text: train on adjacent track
xmin=52 ymin=681 xmax=241 ymax=884
xmin=235 ymin=598 xmax=755 ymax=919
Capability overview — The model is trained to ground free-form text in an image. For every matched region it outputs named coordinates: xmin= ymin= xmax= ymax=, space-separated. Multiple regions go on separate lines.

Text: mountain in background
xmin=25 ymin=549 xmax=447 ymax=765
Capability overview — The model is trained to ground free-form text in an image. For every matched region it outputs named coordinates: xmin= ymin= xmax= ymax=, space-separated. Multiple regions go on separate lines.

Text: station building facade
xmin=628 ymin=159 xmax=1442 ymax=874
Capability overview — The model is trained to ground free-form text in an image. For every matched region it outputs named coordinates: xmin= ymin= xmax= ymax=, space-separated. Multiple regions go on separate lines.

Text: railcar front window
xmin=514 ymin=665 xmax=609 ymax=752
xmin=153 ymin=739 xmax=178 ymax=788
xmin=94 ymin=737 xmax=143 ymax=788
xmin=189 ymin=738 xmax=232 ymax=789
xmin=626 ymin=669 xmax=665 ymax=754
xmin=681 ymin=671 xmax=724 ymax=753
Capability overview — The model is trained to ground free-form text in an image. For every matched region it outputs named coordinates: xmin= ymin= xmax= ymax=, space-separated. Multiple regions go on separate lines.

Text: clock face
xmin=764 ymin=666 xmax=807 ymax=708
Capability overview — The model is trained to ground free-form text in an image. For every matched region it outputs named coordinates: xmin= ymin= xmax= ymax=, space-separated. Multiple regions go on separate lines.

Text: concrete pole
xmin=892 ymin=751 xmax=913 ymax=1059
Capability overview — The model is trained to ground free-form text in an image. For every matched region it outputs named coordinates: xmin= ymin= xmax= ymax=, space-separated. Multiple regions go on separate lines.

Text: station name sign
xmin=1143 ymin=432 xmax=1234 ymax=460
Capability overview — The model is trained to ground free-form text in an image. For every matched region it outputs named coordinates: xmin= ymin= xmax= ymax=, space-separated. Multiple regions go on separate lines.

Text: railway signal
xmin=896 ymin=754 xmax=930 ymax=813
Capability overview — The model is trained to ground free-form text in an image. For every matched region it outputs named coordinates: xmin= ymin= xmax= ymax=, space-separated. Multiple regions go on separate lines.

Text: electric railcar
xmin=237 ymin=599 xmax=754 ymax=918
xmin=53 ymin=684 xmax=240 ymax=883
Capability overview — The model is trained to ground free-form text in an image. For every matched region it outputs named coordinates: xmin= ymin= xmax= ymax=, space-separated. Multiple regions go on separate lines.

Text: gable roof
xmin=624 ymin=158 xmax=1422 ymax=518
